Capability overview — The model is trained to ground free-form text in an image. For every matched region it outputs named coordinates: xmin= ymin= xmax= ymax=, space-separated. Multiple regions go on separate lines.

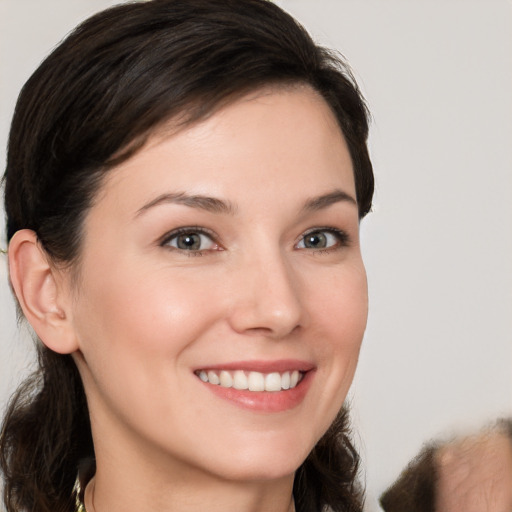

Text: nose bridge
xmin=228 ymin=243 xmax=304 ymax=337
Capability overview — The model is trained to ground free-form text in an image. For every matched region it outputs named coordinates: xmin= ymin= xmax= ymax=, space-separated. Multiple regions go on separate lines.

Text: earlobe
xmin=8 ymin=229 xmax=79 ymax=354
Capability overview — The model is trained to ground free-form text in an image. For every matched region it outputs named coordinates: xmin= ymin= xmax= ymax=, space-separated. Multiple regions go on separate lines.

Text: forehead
xmin=93 ymin=86 xmax=355 ymax=213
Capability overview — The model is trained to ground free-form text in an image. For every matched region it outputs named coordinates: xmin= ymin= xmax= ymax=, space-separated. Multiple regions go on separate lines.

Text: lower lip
xmin=199 ymin=371 xmax=314 ymax=413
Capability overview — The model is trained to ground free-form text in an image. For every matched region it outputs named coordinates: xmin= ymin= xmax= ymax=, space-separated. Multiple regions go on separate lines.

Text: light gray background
xmin=1 ymin=1 xmax=511 ymax=511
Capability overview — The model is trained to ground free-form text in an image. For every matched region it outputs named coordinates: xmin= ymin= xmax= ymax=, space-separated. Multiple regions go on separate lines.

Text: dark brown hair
xmin=1 ymin=1 xmax=374 ymax=511
xmin=379 ymin=444 xmax=438 ymax=512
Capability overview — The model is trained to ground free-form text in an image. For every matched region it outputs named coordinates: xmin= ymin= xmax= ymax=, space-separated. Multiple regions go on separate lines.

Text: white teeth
xmin=197 ymin=369 xmax=304 ymax=392
xmin=281 ymin=371 xmax=291 ymax=390
xmin=208 ymin=370 xmax=220 ymax=385
xmin=248 ymin=371 xmax=265 ymax=391
xmin=265 ymin=372 xmax=282 ymax=392
xmin=219 ymin=371 xmax=233 ymax=388
xmin=233 ymin=370 xmax=248 ymax=390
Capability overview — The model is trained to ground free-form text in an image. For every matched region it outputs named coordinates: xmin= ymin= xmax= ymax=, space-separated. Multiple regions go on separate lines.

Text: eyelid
xmin=158 ymin=225 xmax=349 ymax=253
xmin=159 ymin=226 xmax=222 ymax=250
xmin=295 ymin=227 xmax=350 ymax=250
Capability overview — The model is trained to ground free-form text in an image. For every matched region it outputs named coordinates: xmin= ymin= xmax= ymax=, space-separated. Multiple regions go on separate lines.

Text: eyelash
xmin=159 ymin=226 xmax=350 ymax=256
xmin=296 ymin=227 xmax=350 ymax=254
xmin=160 ymin=226 xmax=220 ymax=257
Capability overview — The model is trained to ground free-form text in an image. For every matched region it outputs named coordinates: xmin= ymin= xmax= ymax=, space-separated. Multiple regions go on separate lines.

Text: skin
xmin=10 ymin=86 xmax=368 ymax=512
xmin=436 ymin=430 xmax=512 ymax=512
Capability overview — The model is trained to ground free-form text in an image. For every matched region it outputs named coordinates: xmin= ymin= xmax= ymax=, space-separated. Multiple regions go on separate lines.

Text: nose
xmin=227 ymin=250 xmax=305 ymax=339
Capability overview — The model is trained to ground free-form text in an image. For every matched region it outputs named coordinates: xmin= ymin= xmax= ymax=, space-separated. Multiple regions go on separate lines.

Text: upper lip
xmin=194 ymin=359 xmax=315 ymax=373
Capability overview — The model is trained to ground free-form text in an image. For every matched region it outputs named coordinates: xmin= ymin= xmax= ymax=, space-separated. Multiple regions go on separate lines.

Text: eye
xmin=162 ymin=228 xmax=219 ymax=252
xmin=296 ymin=229 xmax=348 ymax=251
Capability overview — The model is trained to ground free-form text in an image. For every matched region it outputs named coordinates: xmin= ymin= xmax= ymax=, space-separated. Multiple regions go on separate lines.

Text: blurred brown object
xmin=436 ymin=427 xmax=512 ymax=512
xmin=380 ymin=420 xmax=512 ymax=512
xmin=379 ymin=444 xmax=438 ymax=512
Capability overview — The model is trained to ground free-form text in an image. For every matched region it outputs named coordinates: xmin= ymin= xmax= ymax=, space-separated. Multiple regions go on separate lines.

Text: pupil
xmin=177 ymin=233 xmax=200 ymax=250
xmin=305 ymin=232 xmax=326 ymax=248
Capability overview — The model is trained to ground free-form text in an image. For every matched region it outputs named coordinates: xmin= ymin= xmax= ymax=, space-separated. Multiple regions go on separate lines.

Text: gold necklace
xmin=74 ymin=474 xmax=94 ymax=512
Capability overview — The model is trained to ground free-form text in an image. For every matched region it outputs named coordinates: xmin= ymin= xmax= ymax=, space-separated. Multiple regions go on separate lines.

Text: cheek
xmin=71 ymin=259 xmax=225 ymax=417
xmin=71 ymin=260 xmax=225 ymax=432
xmin=313 ymin=261 xmax=368 ymax=352
xmin=76 ymin=261 xmax=218 ymax=354
xmin=305 ymin=262 xmax=367 ymax=425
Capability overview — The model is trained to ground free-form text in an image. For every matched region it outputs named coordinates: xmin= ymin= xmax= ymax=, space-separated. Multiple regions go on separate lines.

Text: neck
xmin=84 ymin=472 xmax=296 ymax=512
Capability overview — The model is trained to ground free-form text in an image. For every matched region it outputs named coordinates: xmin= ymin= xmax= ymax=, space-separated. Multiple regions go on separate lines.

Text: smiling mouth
xmin=194 ymin=369 xmax=305 ymax=392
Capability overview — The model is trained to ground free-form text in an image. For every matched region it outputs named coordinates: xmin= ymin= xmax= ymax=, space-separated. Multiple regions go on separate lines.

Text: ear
xmin=8 ymin=229 xmax=79 ymax=354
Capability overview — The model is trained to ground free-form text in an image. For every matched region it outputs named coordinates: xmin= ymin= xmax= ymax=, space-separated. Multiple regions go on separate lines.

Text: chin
xmin=199 ymin=433 xmax=314 ymax=483
xmin=213 ymin=458 xmax=303 ymax=483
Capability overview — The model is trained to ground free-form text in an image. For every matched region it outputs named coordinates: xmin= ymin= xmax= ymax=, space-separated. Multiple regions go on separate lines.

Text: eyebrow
xmin=302 ymin=189 xmax=357 ymax=212
xmin=136 ymin=192 xmax=237 ymax=217
xmin=136 ymin=188 xmax=356 ymax=218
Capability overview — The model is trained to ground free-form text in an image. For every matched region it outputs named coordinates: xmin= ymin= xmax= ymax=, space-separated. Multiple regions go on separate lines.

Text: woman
xmin=0 ymin=1 xmax=374 ymax=511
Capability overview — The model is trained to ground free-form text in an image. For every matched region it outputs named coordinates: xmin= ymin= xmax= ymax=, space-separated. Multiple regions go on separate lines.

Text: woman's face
xmin=68 ymin=86 xmax=368 ymax=482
